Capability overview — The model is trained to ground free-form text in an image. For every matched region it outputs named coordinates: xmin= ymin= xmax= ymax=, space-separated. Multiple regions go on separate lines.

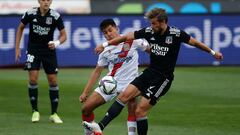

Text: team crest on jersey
xmin=46 ymin=17 xmax=52 ymax=25
xmin=165 ymin=36 xmax=173 ymax=44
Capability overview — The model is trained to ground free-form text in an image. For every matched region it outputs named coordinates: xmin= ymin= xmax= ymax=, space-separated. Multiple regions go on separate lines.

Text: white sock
xmin=127 ymin=121 xmax=137 ymax=135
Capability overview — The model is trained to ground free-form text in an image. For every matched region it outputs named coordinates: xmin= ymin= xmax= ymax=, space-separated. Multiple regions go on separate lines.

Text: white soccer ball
xmin=99 ymin=75 xmax=117 ymax=95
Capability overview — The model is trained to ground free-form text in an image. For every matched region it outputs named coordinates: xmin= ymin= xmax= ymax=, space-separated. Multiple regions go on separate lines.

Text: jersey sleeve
xmin=134 ymin=28 xmax=147 ymax=39
xmin=97 ymin=52 xmax=108 ymax=67
xmin=56 ymin=16 xmax=65 ymax=31
xmin=21 ymin=11 xmax=30 ymax=25
xmin=180 ymin=30 xmax=191 ymax=43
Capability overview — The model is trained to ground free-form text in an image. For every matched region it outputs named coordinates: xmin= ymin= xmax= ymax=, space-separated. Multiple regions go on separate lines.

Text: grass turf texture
xmin=0 ymin=67 xmax=239 ymax=135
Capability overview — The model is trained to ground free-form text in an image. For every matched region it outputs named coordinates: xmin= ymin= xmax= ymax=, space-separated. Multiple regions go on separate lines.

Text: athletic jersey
xmin=98 ymin=39 xmax=149 ymax=83
xmin=134 ymin=26 xmax=190 ymax=77
xmin=21 ymin=7 xmax=64 ymax=51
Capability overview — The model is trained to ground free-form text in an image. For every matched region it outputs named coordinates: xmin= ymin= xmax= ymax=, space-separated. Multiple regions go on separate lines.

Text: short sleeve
xmin=56 ymin=16 xmax=65 ymax=31
xmin=21 ymin=12 xmax=30 ymax=25
xmin=97 ymin=53 xmax=108 ymax=67
xmin=180 ymin=30 xmax=191 ymax=43
xmin=134 ymin=28 xmax=147 ymax=39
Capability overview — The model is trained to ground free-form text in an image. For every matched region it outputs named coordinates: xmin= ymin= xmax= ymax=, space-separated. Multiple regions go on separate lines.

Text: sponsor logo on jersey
xmin=33 ymin=24 xmax=50 ymax=35
xmin=109 ymin=56 xmax=133 ymax=64
xmin=151 ymin=43 xmax=169 ymax=56
xmin=46 ymin=17 xmax=52 ymax=25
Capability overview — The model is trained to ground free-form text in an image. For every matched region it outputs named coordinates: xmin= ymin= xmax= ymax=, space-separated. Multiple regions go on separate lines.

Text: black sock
xmin=98 ymin=99 xmax=125 ymax=130
xmin=49 ymin=85 xmax=59 ymax=114
xmin=28 ymin=83 xmax=38 ymax=112
xmin=137 ymin=117 xmax=148 ymax=135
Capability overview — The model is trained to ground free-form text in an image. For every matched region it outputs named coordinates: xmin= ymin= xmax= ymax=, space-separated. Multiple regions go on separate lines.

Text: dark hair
xmin=99 ymin=19 xmax=117 ymax=31
xmin=145 ymin=8 xmax=168 ymax=23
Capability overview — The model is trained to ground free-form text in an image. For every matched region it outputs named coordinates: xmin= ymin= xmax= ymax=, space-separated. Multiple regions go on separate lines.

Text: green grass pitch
xmin=0 ymin=67 xmax=240 ymax=135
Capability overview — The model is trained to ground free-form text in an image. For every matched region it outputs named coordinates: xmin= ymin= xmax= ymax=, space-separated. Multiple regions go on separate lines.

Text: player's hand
xmin=214 ymin=52 xmax=223 ymax=60
xmin=79 ymin=92 xmax=88 ymax=103
xmin=94 ymin=44 xmax=104 ymax=54
xmin=48 ymin=40 xmax=60 ymax=50
xmin=15 ymin=48 xmax=21 ymax=62
xmin=48 ymin=41 xmax=55 ymax=50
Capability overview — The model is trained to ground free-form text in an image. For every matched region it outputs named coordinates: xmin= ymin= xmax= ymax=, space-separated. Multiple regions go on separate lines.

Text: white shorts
xmin=95 ymin=80 xmax=131 ymax=102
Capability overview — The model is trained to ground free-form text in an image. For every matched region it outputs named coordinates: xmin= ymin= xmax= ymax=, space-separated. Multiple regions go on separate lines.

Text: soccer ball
xmin=99 ymin=75 xmax=117 ymax=95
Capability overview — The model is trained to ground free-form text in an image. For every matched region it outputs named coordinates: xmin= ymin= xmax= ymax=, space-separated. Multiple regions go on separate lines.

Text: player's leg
xmin=135 ymin=97 xmax=152 ymax=135
xmin=83 ymin=84 xmax=140 ymax=134
xmin=98 ymin=84 xmax=140 ymax=130
xmin=46 ymin=73 xmax=63 ymax=124
xmin=127 ymin=98 xmax=137 ymax=135
xmin=82 ymin=91 xmax=106 ymax=135
xmin=83 ymin=70 xmax=149 ymax=133
xmin=28 ymin=70 xmax=40 ymax=122
xmin=42 ymin=53 xmax=62 ymax=123
xmin=28 ymin=70 xmax=39 ymax=112
xmin=46 ymin=74 xmax=58 ymax=113
xmin=135 ymin=74 xmax=173 ymax=135
xmin=25 ymin=52 xmax=41 ymax=122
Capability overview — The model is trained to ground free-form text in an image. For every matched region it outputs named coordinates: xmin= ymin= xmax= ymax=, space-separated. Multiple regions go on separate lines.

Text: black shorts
xmin=131 ymin=68 xmax=173 ymax=105
xmin=24 ymin=50 xmax=58 ymax=74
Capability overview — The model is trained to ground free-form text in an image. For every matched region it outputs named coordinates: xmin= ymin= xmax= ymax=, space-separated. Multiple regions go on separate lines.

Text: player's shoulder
xmin=49 ymin=9 xmax=61 ymax=20
xmin=168 ymin=26 xmax=181 ymax=37
xmin=26 ymin=7 xmax=38 ymax=15
xmin=144 ymin=27 xmax=154 ymax=33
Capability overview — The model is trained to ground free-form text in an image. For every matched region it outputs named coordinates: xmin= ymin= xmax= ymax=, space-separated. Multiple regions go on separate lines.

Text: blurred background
xmin=0 ymin=0 xmax=240 ymax=67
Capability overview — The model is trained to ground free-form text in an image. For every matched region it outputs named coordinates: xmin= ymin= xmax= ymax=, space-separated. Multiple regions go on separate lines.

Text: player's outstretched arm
xmin=187 ymin=37 xmax=223 ymax=60
xmin=79 ymin=66 xmax=104 ymax=103
xmin=94 ymin=32 xmax=135 ymax=54
xmin=15 ymin=23 xmax=25 ymax=62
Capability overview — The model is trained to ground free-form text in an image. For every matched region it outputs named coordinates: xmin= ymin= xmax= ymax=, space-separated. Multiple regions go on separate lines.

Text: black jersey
xmin=134 ymin=26 xmax=190 ymax=76
xmin=21 ymin=7 xmax=64 ymax=50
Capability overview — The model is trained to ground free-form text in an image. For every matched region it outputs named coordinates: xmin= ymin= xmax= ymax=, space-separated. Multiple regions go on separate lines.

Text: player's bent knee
xmin=118 ymin=92 xmax=132 ymax=104
xmin=135 ymin=107 xmax=147 ymax=118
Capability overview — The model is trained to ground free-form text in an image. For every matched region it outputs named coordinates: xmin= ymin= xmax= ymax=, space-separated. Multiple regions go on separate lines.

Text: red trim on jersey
xmin=82 ymin=113 xmax=94 ymax=122
xmin=110 ymin=40 xmax=133 ymax=76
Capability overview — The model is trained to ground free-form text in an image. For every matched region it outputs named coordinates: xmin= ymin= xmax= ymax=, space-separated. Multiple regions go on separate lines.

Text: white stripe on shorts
xmin=154 ymin=79 xmax=169 ymax=98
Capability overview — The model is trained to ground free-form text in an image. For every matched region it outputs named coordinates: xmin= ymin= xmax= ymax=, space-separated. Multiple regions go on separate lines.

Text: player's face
xmin=102 ymin=25 xmax=119 ymax=41
xmin=149 ymin=17 xmax=166 ymax=33
xmin=38 ymin=0 xmax=52 ymax=10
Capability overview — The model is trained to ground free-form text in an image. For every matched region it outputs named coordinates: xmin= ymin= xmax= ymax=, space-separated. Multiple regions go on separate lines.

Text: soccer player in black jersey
xmin=83 ymin=8 xmax=223 ymax=135
xmin=15 ymin=0 xmax=67 ymax=123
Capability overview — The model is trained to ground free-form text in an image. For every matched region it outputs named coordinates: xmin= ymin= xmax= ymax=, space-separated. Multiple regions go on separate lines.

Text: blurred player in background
xmin=15 ymin=0 xmax=67 ymax=123
xmin=83 ymin=8 xmax=223 ymax=135
xmin=79 ymin=18 xmax=150 ymax=135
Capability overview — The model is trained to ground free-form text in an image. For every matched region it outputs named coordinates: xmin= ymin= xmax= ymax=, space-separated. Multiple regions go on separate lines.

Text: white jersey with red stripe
xmin=97 ymin=39 xmax=149 ymax=85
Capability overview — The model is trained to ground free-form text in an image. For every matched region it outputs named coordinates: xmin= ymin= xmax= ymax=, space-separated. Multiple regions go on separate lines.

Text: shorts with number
xmin=130 ymin=68 xmax=173 ymax=105
xmin=95 ymin=79 xmax=132 ymax=102
xmin=24 ymin=50 xmax=58 ymax=74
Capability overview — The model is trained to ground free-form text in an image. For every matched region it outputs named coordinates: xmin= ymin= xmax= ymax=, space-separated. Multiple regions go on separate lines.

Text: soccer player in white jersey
xmin=79 ymin=19 xmax=150 ymax=135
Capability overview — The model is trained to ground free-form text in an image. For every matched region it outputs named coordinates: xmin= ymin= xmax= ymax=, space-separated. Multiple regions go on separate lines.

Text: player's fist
xmin=48 ymin=40 xmax=60 ymax=50
xmin=15 ymin=48 xmax=21 ymax=62
xmin=214 ymin=52 xmax=223 ymax=60
xmin=79 ymin=92 xmax=88 ymax=103
xmin=94 ymin=44 xmax=104 ymax=54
